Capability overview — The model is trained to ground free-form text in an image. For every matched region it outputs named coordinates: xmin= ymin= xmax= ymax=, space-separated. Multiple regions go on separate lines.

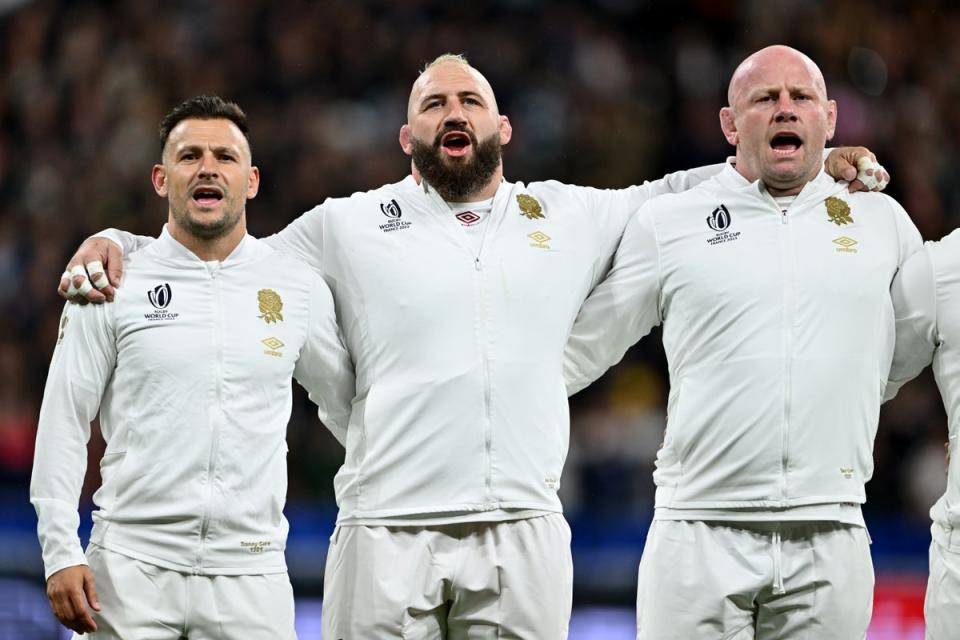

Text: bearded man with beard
xmin=58 ymin=54 xmax=884 ymax=638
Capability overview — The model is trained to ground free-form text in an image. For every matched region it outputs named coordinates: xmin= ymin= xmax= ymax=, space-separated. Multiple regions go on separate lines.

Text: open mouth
xmin=440 ymin=131 xmax=472 ymax=157
xmin=770 ymin=133 xmax=802 ymax=155
xmin=192 ymin=186 xmax=224 ymax=207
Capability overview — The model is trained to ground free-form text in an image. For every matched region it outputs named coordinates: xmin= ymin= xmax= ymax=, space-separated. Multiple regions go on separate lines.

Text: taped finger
xmin=856 ymin=157 xmax=888 ymax=191
xmin=77 ymin=279 xmax=94 ymax=296
xmin=85 ymin=261 xmax=110 ymax=289
xmin=69 ymin=264 xmax=88 ymax=280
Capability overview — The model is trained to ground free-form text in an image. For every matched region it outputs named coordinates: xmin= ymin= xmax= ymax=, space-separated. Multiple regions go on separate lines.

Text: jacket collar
xmin=150 ymin=224 xmax=270 ymax=266
xmin=404 ymin=174 xmax=518 ymax=223
xmin=715 ymin=161 xmax=847 ymax=206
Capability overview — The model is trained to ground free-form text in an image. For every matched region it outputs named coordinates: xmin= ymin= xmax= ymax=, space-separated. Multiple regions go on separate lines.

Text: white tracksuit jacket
xmin=30 ymin=229 xmax=354 ymax=579
xmin=564 ymin=164 xmax=922 ymax=510
xmin=102 ymin=168 xmax=720 ymax=522
xmin=887 ymin=230 xmax=960 ymax=551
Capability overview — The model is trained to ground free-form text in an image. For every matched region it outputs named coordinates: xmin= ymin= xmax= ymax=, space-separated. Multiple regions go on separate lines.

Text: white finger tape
xmin=856 ymin=157 xmax=887 ymax=191
xmin=69 ymin=264 xmax=88 ymax=279
xmin=66 ymin=281 xmax=79 ymax=297
xmin=88 ymin=260 xmax=109 ymax=289
xmin=77 ymin=279 xmax=94 ymax=296
xmin=60 ymin=271 xmax=71 ymax=283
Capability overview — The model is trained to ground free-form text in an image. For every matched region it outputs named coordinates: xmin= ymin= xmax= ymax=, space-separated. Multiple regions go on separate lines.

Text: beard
xmin=170 ymin=197 xmax=244 ymax=240
xmin=411 ymin=126 xmax=502 ymax=202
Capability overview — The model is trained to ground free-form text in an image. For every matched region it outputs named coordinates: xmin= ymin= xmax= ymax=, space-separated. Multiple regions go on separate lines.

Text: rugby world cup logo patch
xmin=144 ymin=283 xmax=179 ymax=321
xmin=148 ymin=283 xmax=172 ymax=309
xmin=705 ymin=204 xmax=741 ymax=246
xmin=707 ymin=205 xmax=731 ymax=232
xmin=380 ymin=199 xmax=402 ymax=219
xmin=378 ymin=198 xmax=412 ymax=233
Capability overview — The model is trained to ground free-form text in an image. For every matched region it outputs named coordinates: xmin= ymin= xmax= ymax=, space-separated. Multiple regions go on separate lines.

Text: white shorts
xmin=636 ymin=520 xmax=874 ymax=640
xmin=925 ymin=539 xmax=960 ymax=639
xmin=322 ymin=514 xmax=573 ymax=639
xmin=74 ymin=544 xmax=296 ymax=640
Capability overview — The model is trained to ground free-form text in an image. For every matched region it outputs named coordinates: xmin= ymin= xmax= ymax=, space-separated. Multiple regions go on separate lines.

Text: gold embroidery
xmin=257 ymin=289 xmax=284 ymax=324
xmin=517 ymin=194 xmax=545 ymax=220
xmin=825 ymin=197 xmax=853 ymax=226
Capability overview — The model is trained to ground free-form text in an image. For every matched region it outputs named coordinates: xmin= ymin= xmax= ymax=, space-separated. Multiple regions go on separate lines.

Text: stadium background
xmin=0 ymin=0 xmax=955 ymax=637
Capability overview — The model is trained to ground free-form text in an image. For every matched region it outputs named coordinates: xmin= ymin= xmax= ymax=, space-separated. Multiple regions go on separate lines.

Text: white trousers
xmin=926 ymin=539 xmax=960 ymax=639
xmin=322 ymin=514 xmax=573 ymax=639
xmin=636 ymin=520 xmax=874 ymax=640
xmin=74 ymin=544 xmax=296 ymax=640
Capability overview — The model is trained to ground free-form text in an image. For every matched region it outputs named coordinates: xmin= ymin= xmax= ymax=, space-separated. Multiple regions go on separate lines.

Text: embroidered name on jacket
xmin=706 ymin=205 xmax=741 ymax=246
xmin=379 ymin=199 xmax=412 ymax=232
xmin=144 ymin=283 xmax=179 ymax=321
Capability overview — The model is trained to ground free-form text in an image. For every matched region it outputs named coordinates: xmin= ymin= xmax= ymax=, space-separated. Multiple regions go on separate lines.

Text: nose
xmin=774 ymin=92 xmax=797 ymax=122
xmin=443 ymin=99 xmax=468 ymax=127
xmin=198 ymin=151 xmax=219 ymax=178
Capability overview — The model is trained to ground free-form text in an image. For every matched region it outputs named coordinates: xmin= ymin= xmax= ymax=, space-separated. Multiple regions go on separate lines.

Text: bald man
xmin=564 ymin=45 xmax=921 ymax=639
xmin=59 ymin=54 xmax=878 ymax=638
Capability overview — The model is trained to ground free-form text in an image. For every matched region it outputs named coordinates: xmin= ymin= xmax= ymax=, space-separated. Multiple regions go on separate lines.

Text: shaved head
xmin=719 ymin=45 xmax=837 ymax=195
xmin=727 ymin=45 xmax=828 ymax=107
xmin=407 ymin=54 xmax=500 ymax=122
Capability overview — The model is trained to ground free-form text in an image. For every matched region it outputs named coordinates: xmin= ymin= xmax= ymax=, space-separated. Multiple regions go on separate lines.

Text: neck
xmin=463 ymin=168 xmax=503 ymax=201
xmin=411 ymin=164 xmax=505 ymax=203
xmin=167 ymin=215 xmax=247 ymax=261
xmin=733 ymin=150 xmax=814 ymax=197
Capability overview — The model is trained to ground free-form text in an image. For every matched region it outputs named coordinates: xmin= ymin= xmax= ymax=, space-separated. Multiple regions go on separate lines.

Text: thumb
xmin=84 ymin=571 xmax=101 ymax=611
xmin=842 ymin=165 xmax=857 ymax=181
xmin=106 ymin=243 xmax=124 ymax=288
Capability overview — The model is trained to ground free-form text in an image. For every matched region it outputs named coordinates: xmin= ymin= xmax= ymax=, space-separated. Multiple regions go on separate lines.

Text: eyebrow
xmin=419 ymin=90 xmax=486 ymax=107
xmin=176 ymin=144 xmax=240 ymax=155
xmin=751 ymin=84 xmax=819 ymax=96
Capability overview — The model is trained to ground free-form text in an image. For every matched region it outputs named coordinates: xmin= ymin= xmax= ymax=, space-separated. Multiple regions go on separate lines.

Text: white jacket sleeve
xmin=294 ymin=273 xmax=355 ymax=446
xmin=263 ymin=204 xmax=326 ymax=274
xmin=601 ymin=164 xmax=726 ymax=215
xmin=92 ymin=228 xmax=155 ymax=254
xmin=885 ymin=246 xmax=937 ymax=402
xmin=30 ymin=302 xmax=116 ymax=579
xmin=564 ymin=205 xmax=663 ymax=395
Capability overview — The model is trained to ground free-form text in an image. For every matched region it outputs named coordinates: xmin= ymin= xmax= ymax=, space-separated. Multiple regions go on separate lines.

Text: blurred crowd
xmin=2 ymin=0 xmax=959 ymax=538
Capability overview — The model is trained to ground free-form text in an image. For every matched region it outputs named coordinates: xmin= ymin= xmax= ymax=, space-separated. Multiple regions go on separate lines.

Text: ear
xmin=719 ymin=107 xmax=739 ymax=146
xmin=499 ymin=115 xmax=512 ymax=146
xmin=825 ymin=99 xmax=838 ymax=142
xmin=151 ymin=164 xmax=168 ymax=197
xmin=247 ymin=166 xmax=260 ymax=199
xmin=399 ymin=124 xmax=413 ymax=156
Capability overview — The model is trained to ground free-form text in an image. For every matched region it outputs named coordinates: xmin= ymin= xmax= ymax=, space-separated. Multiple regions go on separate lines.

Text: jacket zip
xmin=778 ymin=203 xmax=794 ymax=502
xmin=197 ymin=265 xmax=224 ymax=571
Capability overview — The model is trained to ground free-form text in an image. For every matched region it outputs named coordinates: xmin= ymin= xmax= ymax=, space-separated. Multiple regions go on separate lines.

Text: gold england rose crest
xmin=825 ymin=197 xmax=853 ymax=226
xmin=517 ymin=194 xmax=544 ymax=220
xmin=257 ymin=289 xmax=284 ymax=324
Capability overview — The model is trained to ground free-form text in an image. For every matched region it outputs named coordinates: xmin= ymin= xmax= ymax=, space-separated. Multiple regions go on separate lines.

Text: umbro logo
xmin=833 ymin=236 xmax=858 ymax=254
xmin=456 ymin=211 xmax=481 ymax=226
xmin=528 ymin=231 xmax=551 ymax=249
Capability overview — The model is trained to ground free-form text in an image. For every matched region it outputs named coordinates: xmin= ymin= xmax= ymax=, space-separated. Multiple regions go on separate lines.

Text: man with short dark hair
xmin=31 ymin=95 xmax=353 ymax=638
